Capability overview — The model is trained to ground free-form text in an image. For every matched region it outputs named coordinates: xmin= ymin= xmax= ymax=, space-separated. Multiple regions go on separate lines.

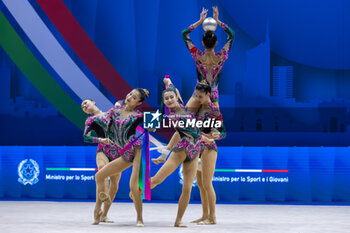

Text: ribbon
xmin=139 ymin=131 xmax=151 ymax=200
xmin=119 ymin=131 xmax=145 ymax=155
xmin=119 ymin=130 xmax=151 ymax=200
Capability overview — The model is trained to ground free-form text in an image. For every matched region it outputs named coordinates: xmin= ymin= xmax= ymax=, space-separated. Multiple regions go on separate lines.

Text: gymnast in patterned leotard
xmin=150 ymin=77 xmax=213 ymax=227
xmin=82 ymin=98 xmax=123 ymax=224
xmin=191 ymin=81 xmax=226 ymax=225
xmin=92 ymin=88 xmax=149 ymax=227
xmin=153 ymin=7 xmax=233 ymax=165
xmin=182 ymin=6 xmax=234 ymax=111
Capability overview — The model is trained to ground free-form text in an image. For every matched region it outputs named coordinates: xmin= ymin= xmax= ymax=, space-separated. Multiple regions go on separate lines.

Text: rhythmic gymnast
xmin=152 ymin=6 xmax=234 ymax=164
xmin=82 ymin=98 xmax=124 ymax=224
xmin=150 ymin=77 xmax=213 ymax=227
xmin=190 ymin=81 xmax=226 ymax=225
xmin=93 ymin=88 xmax=149 ymax=227
xmin=182 ymin=6 xmax=235 ymax=111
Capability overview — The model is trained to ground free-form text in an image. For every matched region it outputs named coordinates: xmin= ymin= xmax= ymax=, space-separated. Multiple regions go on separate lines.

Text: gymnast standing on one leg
xmin=82 ymin=99 xmax=124 ymax=225
xmin=151 ymin=77 xmax=213 ymax=227
xmin=152 ymin=6 xmax=234 ymax=164
xmin=189 ymin=81 xmax=226 ymax=225
xmin=94 ymin=88 xmax=149 ymax=227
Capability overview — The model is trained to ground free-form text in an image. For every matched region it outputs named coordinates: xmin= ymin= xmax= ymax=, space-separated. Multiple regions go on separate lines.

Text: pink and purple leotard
xmin=182 ymin=23 xmax=235 ymax=103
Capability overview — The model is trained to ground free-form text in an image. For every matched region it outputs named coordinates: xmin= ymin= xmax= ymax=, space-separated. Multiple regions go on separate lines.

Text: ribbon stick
xmin=119 ymin=131 xmax=145 ymax=155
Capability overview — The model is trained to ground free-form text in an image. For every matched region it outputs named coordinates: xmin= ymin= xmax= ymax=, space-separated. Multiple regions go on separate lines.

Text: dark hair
xmin=81 ymin=98 xmax=94 ymax=107
xmin=82 ymin=98 xmax=93 ymax=102
xmin=195 ymin=81 xmax=211 ymax=94
xmin=202 ymin=31 xmax=217 ymax=49
xmin=135 ymin=88 xmax=149 ymax=102
xmin=162 ymin=88 xmax=177 ymax=98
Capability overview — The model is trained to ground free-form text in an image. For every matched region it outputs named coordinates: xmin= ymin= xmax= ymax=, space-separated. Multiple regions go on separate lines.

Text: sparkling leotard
xmin=108 ymin=102 xmax=143 ymax=162
xmin=182 ymin=23 xmax=235 ymax=102
xmin=196 ymin=102 xmax=226 ymax=153
xmin=83 ymin=109 xmax=119 ymax=162
xmin=166 ymin=84 xmax=203 ymax=162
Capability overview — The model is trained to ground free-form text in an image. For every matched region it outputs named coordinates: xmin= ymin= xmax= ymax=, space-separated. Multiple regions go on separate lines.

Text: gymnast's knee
xmin=181 ymin=184 xmax=193 ymax=196
xmin=202 ymin=179 xmax=213 ymax=191
xmin=130 ymin=186 xmax=141 ymax=197
xmin=202 ymin=176 xmax=214 ymax=190
xmin=150 ymin=176 xmax=162 ymax=188
xmin=95 ymin=172 xmax=104 ymax=183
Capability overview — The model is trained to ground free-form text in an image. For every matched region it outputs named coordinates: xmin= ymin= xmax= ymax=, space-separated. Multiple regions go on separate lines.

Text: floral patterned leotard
xmin=196 ymin=102 xmax=226 ymax=154
xmin=182 ymin=23 xmax=235 ymax=103
xmin=108 ymin=102 xmax=144 ymax=162
xmin=83 ymin=109 xmax=120 ymax=162
xmin=166 ymin=84 xmax=203 ymax=162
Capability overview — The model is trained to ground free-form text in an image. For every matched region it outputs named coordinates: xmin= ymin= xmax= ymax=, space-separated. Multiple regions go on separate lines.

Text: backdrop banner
xmin=1 ymin=146 xmax=349 ymax=202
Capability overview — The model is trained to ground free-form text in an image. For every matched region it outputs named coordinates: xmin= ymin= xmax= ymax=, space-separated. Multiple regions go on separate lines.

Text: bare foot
xmin=152 ymin=156 xmax=166 ymax=165
xmin=174 ymin=222 xmax=187 ymax=227
xmin=191 ymin=217 xmax=208 ymax=223
xmin=100 ymin=216 xmax=114 ymax=223
xmin=198 ymin=220 xmax=209 ymax=225
xmin=198 ymin=218 xmax=216 ymax=225
xmin=152 ymin=149 xmax=169 ymax=165
xmin=136 ymin=220 xmax=144 ymax=227
xmin=92 ymin=210 xmax=102 ymax=225
xmin=208 ymin=216 xmax=216 ymax=224
xmin=99 ymin=192 xmax=111 ymax=205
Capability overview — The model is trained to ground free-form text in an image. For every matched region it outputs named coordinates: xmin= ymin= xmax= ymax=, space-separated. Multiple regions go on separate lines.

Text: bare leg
xmin=200 ymin=149 xmax=218 ymax=224
xmin=166 ymin=131 xmax=181 ymax=151
xmin=185 ymin=96 xmax=200 ymax=114
xmin=191 ymin=170 xmax=209 ymax=223
xmin=152 ymin=132 xmax=181 ymax=165
xmin=95 ymin=157 xmax=131 ymax=205
xmin=174 ymin=156 xmax=199 ymax=227
xmin=101 ymin=174 xmax=121 ymax=223
xmin=129 ymin=148 xmax=144 ymax=226
xmin=92 ymin=152 xmax=109 ymax=225
xmin=151 ymin=151 xmax=186 ymax=189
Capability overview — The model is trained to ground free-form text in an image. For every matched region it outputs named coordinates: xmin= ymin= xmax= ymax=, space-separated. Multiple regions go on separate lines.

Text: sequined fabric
xmin=182 ymin=23 xmax=235 ymax=103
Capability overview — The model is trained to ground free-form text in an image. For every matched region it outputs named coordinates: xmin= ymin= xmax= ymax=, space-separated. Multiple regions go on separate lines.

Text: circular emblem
xmin=18 ymin=159 xmax=40 ymax=185
xmin=178 ymin=164 xmax=197 ymax=187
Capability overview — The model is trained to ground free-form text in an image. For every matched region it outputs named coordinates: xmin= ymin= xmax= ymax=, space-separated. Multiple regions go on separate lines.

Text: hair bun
xmin=143 ymin=89 xmax=150 ymax=97
xmin=205 ymin=30 xmax=215 ymax=37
